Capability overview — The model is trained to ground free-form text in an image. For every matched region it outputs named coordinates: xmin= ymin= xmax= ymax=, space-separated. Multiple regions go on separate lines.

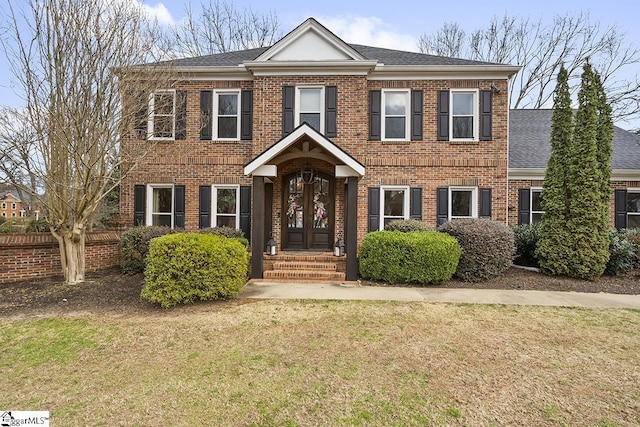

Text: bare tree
xmin=1 ymin=0 xmax=174 ymax=283
xmin=171 ymin=0 xmax=281 ymax=57
xmin=418 ymin=12 xmax=640 ymax=126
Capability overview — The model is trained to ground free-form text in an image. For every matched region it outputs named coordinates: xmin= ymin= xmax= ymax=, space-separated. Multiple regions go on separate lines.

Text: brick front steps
xmin=262 ymin=252 xmax=347 ymax=282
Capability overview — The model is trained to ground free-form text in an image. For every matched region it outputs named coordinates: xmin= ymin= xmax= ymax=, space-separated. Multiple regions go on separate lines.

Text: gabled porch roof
xmin=243 ymin=123 xmax=365 ymax=177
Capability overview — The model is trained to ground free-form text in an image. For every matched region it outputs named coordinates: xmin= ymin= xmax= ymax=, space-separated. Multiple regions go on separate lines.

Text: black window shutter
xmin=240 ymin=186 xmax=251 ymax=241
xmin=200 ymin=90 xmax=212 ymax=140
xmin=479 ymin=188 xmax=492 ymax=218
xmin=369 ymin=90 xmax=381 ymax=141
xmin=133 ymin=185 xmax=145 ymax=225
xmin=134 ymin=93 xmax=148 ymax=140
xmin=175 ymin=90 xmax=187 ymax=140
xmin=480 ymin=90 xmax=492 ymax=141
xmin=436 ymin=187 xmax=449 ymax=226
xmin=615 ymin=189 xmax=627 ymax=229
xmin=174 ymin=185 xmax=185 ymax=228
xmin=410 ymin=187 xmax=422 ymax=220
xmin=199 ymin=185 xmax=211 ymax=229
xmin=325 ymin=86 xmax=337 ymax=138
xmin=411 ymin=90 xmax=423 ymax=141
xmin=368 ymin=187 xmax=380 ymax=232
xmin=241 ymin=90 xmax=253 ymax=140
xmin=437 ymin=90 xmax=449 ymax=141
xmin=518 ymin=188 xmax=531 ymax=225
xmin=282 ymin=86 xmax=295 ymax=137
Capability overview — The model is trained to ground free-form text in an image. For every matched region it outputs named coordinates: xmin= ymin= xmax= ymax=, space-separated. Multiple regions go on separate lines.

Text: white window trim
xmin=212 ymin=89 xmax=241 ymax=140
xmin=379 ymin=185 xmax=410 ymax=230
xmin=295 ymin=86 xmax=324 ymax=133
xmin=146 ymin=184 xmax=174 ymax=228
xmin=448 ymin=186 xmax=478 ymax=220
xmin=628 ymin=188 xmax=640 ymax=226
xmin=212 ymin=184 xmax=240 ymax=229
xmin=11 ymin=203 xmax=16 ymax=210
xmin=381 ymin=89 xmax=410 ymax=142
xmin=449 ymin=89 xmax=479 ymax=142
xmin=530 ymin=187 xmax=543 ymax=224
xmin=1 ymin=203 xmax=5 ymax=209
xmin=148 ymin=89 xmax=176 ymax=141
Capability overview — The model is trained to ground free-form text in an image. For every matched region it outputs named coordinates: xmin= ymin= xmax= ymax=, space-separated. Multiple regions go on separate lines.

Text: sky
xmin=1 ymin=0 xmax=639 ymax=128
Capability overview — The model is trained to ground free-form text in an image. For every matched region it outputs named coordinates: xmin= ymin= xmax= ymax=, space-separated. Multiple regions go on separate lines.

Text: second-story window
xmin=450 ymin=90 xmax=479 ymax=140
xmin=149 ymin=90 xmax=176 ymax=140
xmin=382 ymin=90 xmax=410 ymax=141
xmin=296 ymin=87 xmax=323 ymax=132
xmin=214 ymin=90 xmax=240 ymax=140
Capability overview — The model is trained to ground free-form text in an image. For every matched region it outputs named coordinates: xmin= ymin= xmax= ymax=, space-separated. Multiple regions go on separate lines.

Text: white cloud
xmin=135 ymin=1 xmax=176 ymax=26
xmin=318 ymin=16 xmax=418 ymax=52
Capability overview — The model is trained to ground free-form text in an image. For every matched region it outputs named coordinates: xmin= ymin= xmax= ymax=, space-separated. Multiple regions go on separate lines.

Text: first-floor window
xmin=380 ymin=186 xmax=409 ymax=228
xmin=213 ymin=185 xmax=240 ymax=228
xmin=628 ymin=190 xmax=640 ymax=228
xmin=147 ymin=184 xmax=173 ymax=227
xmin=449 ymin=187 xmax=477 ymax=219
xmin=531 ymin=188 xmax=544 ymax=224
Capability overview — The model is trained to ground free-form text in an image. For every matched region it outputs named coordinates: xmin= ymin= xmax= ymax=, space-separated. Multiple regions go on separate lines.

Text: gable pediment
xmin=254 ymin=18 xmax=367 ymax=63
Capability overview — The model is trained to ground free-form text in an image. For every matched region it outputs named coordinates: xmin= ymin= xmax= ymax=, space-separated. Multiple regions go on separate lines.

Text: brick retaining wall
xmin=0 ymin=231 xmax=121 ymax=284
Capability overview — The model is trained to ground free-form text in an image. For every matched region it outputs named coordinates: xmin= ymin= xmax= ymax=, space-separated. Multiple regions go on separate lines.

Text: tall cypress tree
xmin=594 ymin=71 xmax=613 ymax=224
xmin=565 ymin=62 xmax=609 ymax=279
xmin=536 ymin=65 xmax=574 ymax=275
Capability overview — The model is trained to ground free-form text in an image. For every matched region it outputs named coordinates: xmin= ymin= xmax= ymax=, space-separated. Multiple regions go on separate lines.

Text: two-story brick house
xmin=120 ymin=18 xmax=520 ymax=280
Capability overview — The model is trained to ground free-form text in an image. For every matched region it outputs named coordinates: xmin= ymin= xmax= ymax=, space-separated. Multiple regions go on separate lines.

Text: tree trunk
xmin=51 ymin=224 xmax=86 ymax=284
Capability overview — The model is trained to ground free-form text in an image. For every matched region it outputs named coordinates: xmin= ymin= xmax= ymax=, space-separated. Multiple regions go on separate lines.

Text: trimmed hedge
xmin=359 ymin=231 xmax=461 ymax=285
xmin=513 ymin=223 xmax=541 ymax=268
xmin=384 ymin=219 xmax=432 ymax=232
xmin=439 ymin=219 xmax=515 ymax=282
xmin=141 ymin=233 xmax=249 ymax=308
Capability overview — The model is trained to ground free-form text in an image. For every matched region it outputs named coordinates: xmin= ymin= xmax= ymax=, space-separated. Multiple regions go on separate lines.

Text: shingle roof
xmin=167 ymin=44 xmax=499 ymax=68
xmin=509 ymin=109 xmax=640 ymax=170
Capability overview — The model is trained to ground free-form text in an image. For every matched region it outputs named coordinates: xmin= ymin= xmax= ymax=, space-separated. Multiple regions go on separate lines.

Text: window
xmin=149 ymin=90 xmax=176 ymax=140
xmin=382 ymin=90 xmax=410 ymax=141
xmin=213 ymin=185 xmax=240 ymax=229
xmin=147 ymin=184 xmax=174 ymax=227
xmin=450 ymin=90 xmax=478 ymax=140
xmin=1 ymin=212 xmax=5 ymax=217
xmin=1 ymin=203 xmax=5 ymax=209
xmin=296 ymin=87 xmax=323 ymax=132
xmin=11 ymin=203 xmax=16 ymax=210
xmin=449 ymin=187 xmax=477 ymax=219
xmin=20 ymin=210 xmax=25 ymax=218
xmin=214 ymin=90 xmax=240 ymax=139
xmin=530 ymin=188 xmax=544 ymax=224
xmin=11 ymin=212 xmax=16 ymax=217
xmin=628 ymin=190 xmax=640 ymax=228
xmin=380 ymin=186 xmax=409 ymax=229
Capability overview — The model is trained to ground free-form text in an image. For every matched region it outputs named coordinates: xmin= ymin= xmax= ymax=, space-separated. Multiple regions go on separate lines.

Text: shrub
xmin=512 ymin=223 xmax=541 ymax=267
xmin=359 ymin=231 xmax=461 ymax=285
xmin=622 ymin=228 xmax=640 ymax=268
xmin=25 ymin=219 xmax=50 ymax=233
xmin=120 ymin=226 xmax=174 ymax=275
xmin=384 ymin=219 xmax=432 ymax=233
xmin=141 ymin=233 xmax=249 ymax=308
xmin=198 ymin=226 xmax=249 ymax=248
xmin=605 ymin=229 xmax=637 ymax=275
xmin=438 ymin=219 xmax=515 ymax=282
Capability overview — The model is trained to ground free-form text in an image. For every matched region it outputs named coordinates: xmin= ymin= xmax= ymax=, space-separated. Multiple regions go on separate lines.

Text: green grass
xmin=1 ymin=301 xmax=639 ymax=426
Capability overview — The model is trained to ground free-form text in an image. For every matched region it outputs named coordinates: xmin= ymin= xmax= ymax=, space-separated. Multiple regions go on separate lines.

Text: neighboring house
xmin=119 ymin=17 xmax=519 ymax=280
xmin=0 ymin=191 xmax=40 ymax=220
xmin=508 ymin=109 xmax=640 ymax=229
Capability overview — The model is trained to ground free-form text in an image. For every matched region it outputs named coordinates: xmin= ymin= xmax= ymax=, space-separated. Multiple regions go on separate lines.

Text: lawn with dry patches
xmin=1 ymin=301 xmax=639 ymax=426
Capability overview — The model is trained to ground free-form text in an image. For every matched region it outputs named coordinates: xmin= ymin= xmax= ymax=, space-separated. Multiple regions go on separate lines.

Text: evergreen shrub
xmin=359 ymin=231 xmax=461 ymax=285
xmin=197 ymin=226 xmax=249 ymax=247
xmin=384 ymin=219 xmax=432 ymax=232
xmin=512 ymin=223 xmax=541 ymax=267
xmin=605 ymin=229 xmax=637 ymax=275
xmin=439 ymin=219 xmax=515 ymax=282
xmin=120 ymin=226 xmax=174 ymax=275
xmin=141 ymin=233 xmax=249 ymax=308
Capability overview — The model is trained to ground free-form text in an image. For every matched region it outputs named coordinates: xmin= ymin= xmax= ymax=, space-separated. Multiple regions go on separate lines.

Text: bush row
xmin=141 ymin=233 xmax=249 ymax=308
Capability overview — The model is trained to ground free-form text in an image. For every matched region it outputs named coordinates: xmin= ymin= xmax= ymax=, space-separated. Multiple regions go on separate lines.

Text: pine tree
xmin=565 ymin=62 xmax=609 ymax=278
xmin=536 ymin=65 xmax=574 ymax=275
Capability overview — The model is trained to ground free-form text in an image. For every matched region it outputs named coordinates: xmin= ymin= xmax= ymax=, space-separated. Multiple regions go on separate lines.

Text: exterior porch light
xmin=266 ymin=234 xmax=277 ymax=256
xmin=334 ymin=238 xmax=345 ymax=257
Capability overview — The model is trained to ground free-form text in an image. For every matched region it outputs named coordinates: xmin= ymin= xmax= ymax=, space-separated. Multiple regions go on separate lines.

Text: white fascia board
xmin=251 ymin=165 xmax=278 ymax=177
xmin=507 ymin=168 xmax=546 ymax=180
xmin=244 ymin=60 xmax=377 ymax=76
xmin=369 ymin=65 xmax=521 ymax=80
xmin=612 ymin=169 xmax=640 ymax=181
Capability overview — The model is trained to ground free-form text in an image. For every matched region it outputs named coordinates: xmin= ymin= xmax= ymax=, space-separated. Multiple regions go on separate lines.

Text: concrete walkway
xmin=242 ymin=281 xmax=640 ymax=309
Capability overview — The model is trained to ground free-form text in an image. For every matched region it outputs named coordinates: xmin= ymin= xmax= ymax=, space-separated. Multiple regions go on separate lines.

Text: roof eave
xmin=371 ymin=64 xmax=521 ymax=79
xmin=243 ymin=60 xmax=378 ymax=76
xmin=508 ymin=168 xmax=640 ymax=181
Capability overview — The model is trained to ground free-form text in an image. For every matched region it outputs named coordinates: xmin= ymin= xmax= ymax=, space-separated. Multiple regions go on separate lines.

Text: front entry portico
xmin=244 ymin=123 xmax=364 ymax=281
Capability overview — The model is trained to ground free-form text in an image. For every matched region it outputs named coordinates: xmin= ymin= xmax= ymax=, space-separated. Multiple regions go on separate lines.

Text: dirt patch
xmin=1 ymin=266 xmax=639 ymax=319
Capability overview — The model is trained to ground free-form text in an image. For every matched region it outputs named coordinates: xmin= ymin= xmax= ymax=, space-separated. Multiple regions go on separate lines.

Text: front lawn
xmin=1 ymin=300 xmax=639 ymax=426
